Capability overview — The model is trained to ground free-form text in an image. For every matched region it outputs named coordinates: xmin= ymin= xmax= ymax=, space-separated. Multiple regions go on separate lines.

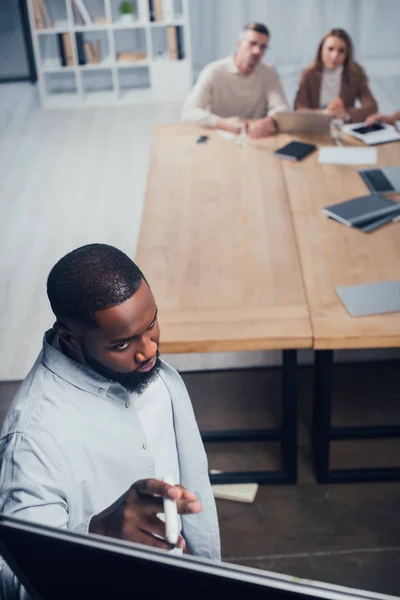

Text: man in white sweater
xmin=182 ymin=22 xmax=289 ymax=139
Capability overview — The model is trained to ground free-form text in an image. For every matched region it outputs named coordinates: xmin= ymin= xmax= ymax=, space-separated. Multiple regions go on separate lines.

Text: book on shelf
xmin=32 ymin=0 xmax=44 ymax=29
xmin=57 ymin=33 xmax=74 ymax=66
xmin=150 ymin=0 xmax=178 ymax=24
xmin=75 ymin=32 xmax=86 ymax=65
xmin=176 ymin=26 xmax=183 ymax=59
xmin=166 ymin=26 xmax=184 ymax=60
xmin=73 ymin=0 xmax=92 ymax=25
xmin=33 ymin=0 xmax=53 ymax=28
xmin=57 ymin=33 xmax=66 ymax=66
xmin=153 ymin=0 xmax=163 ymax=21
xmin=117 ymin=51 xmax=147 ymax=63
xmin=84 ymin=41 xmax=100 ymax=64
xmin=72 ymin=2 xmax=84 ymax=25
xmin=148 ymin=0 xmax=155 ymax=21
xmin=166 ymin=26 xmax=177 ymax=59
xmin=93 ymin=16 xmax=108 ymax=25
xmin=93 ymin=41 xmax=100 ymax=63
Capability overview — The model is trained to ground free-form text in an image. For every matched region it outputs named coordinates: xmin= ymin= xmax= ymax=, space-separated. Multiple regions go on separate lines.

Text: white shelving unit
xmin=27 ymin=0 xmax=192 ymax=109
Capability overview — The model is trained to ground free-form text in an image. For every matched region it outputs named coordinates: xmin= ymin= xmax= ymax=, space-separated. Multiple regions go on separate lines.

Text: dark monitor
xmin=0 ymin=516 xmax=393 ymax=600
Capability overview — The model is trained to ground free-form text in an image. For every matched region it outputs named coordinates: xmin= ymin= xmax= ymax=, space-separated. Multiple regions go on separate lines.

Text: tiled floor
xmin=1 ymin=359 xmax=399 ymax=596
xmin=182 ymin=359 xmax=400 ymax=596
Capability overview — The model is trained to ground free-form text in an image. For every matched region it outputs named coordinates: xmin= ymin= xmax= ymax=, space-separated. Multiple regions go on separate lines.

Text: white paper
xmin=212 ymin=483 xmax=259 ymax=503
xmin=318 ymin=146 xmax=377 ymax=165
xmin=216 ymin=129 xmax=236 ymax=141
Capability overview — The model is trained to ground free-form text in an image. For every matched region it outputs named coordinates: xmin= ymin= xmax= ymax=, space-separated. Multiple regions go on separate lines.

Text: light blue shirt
xmin=0 ymin=331 xmax=220 ymax=598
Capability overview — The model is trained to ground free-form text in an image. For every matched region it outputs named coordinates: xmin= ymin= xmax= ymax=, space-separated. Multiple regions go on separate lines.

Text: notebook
xmin=323 ymin=194 xmax=400 ymax=228
xmin=274 ymin=141 xmax=316 ymax=162
xmin=355 ymin=211 xmax=400 ymax=233
xmin=336 ymin=280 xmax=400 ymax=317
xmin=358 ymin=167 xmax=400 ymax=194
xmin=342 ymin=122 xmax=400 ymax=145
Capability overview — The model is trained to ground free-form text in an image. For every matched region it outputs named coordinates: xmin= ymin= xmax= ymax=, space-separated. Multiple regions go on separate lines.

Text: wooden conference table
xmin=281 ymin=134 xmax=400 ymax=483
xmin=136 ymin=124 xmax=312 ymax=485
xmin=136 ymin=124 xmax=400 ymax=484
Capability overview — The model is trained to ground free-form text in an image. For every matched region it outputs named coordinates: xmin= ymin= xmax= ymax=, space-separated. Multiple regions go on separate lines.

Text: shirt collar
xmin=42 ymin=329 xmax=124 ymax=399
xmin=225 ymin=54 xmax=263 ymax=76
xmin=225 ymin=54 xmax=241 ymax=74
xmin=323 ymin=65 xmax=344 ymax=76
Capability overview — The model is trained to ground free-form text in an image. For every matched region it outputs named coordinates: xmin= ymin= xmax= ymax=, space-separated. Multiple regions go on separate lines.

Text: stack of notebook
xmin=323 ymin=193 xmax=400 ymax=232
xmin=323 ymin=167 xmax=400 ymax=232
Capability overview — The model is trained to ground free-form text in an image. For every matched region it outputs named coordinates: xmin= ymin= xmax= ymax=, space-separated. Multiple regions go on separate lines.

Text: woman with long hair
xmin=294 ymin=28 xmax=377 ymax=122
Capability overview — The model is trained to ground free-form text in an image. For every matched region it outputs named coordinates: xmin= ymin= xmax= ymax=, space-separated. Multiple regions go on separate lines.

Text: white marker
xmin=162 ymin=476 xmax=179 ymax=545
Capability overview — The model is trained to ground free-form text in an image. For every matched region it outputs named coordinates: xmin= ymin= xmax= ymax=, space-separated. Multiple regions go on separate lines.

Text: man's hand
xmin=247 ymin=116 xmax=276 ymax=139
xmin=89 ymin=478 xmax=201 ymax=551
xmin=217 ymin=116 xmax=246 ymax=135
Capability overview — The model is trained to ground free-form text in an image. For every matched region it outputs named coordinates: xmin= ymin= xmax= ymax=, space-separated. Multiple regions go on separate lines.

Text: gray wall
xmin=188 ymin=0 xmax=400 ymax=76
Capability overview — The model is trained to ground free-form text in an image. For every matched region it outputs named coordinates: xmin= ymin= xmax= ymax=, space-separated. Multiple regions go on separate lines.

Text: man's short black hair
xmin=47 ymin=244 xmax=144 ymax=327
xmin=243 ymin=22 xmax=270 ymax=37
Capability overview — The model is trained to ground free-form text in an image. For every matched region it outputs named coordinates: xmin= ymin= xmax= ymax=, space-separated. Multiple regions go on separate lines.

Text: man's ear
xmin=53 ymin=321 xmax=83 ymax=361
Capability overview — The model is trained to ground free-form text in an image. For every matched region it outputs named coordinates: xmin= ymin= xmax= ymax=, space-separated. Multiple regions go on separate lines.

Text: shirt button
xmin=125 ymin=401 xmax=130 ymax=408
xmin=98 ymin=388 xmax=105 ymax=395
xmin=142 ymin=443 xmax=147 ymax=449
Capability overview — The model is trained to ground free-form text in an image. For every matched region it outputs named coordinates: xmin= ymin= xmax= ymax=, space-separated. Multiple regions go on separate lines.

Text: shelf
xmin=116 ymin=59 xmax=149 ymax=68
xmin=35 ymin=19 xmax=69 ymax=33
xmin=113 ymin=19 xmax=149 ymax=29
xmin=42 ymin=58 xmax=75 ymax=72
xmin=119 ymin=88 xmax=152 ymax=104
xmin=30 ymin=0 xmax=192 ymax=108
xmin=80 ymin=56 xmax=114 ymax=69
xmin=149 ymin=19 xmax=184 ymax=27
xmin=82 ymin=90 xmax=118 ymax=106
xmin=45 ymin=92 xmax=82 ymax=109
xmin=152 ymin=56 xmax=188 ymax=64
xmin=35 ymin=19 xmax=185 ymax=33
xmin=41 ymin=59 xmax=153 ymax=72
xmin=73 ymin=24 xmax=110 ymax=32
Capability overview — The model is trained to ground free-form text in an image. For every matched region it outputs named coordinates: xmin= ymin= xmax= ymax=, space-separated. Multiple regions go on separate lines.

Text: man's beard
xmin=82 ymin=347 xmax=161 ymax=395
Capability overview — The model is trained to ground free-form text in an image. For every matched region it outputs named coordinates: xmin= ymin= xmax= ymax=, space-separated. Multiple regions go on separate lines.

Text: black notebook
xmin=274 ymin=141 xmax=316 ymax=162
xmin=358 ymin=167 xmax=400 ymax=194
xmin=323 ymin=194 xmax=400 ymax=229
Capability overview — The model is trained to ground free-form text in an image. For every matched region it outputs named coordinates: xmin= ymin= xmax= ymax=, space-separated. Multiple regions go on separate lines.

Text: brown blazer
xmin=294 ymin=63 xmax=378 ymax=122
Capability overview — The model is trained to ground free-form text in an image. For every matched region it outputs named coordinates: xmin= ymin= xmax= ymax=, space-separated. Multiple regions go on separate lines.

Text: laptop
xmin=0 ymin=516 xmax=397 ymax=600
xmin=342 ymin=122 xmax=400 ymax=145
xmin=358 ymin=167 xmax=400 ymax=194
xmin=276 ymin=111 xmax=332 ymax=135
xmin=336 ymin=280 xmax=400 ymax=317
